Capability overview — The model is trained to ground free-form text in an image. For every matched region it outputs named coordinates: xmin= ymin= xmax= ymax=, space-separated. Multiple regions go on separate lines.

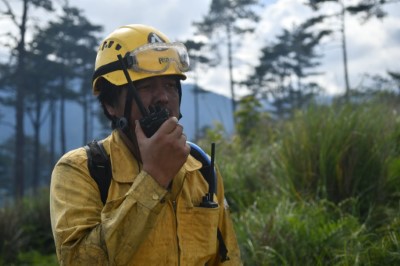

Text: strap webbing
xmin=217 ymin=228 xmax=230 ymax=262
xmin=84 ymin=140 xmax=112 ymax=205
xmin=92 ymin=60 xmax=122 ymax=84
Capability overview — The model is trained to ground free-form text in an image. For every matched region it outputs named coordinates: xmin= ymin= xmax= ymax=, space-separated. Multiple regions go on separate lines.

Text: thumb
xmin=135 ymin=120 xmax=146 ymax=139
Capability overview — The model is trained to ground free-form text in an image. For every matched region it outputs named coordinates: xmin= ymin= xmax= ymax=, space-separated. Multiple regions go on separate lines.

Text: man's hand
xmin=135 ymin=117 xmax=190 ymax=189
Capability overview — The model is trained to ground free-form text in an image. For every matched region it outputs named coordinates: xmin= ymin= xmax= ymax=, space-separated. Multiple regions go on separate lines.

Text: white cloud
xmin=66 ymin=0 xmax=211 ymax=40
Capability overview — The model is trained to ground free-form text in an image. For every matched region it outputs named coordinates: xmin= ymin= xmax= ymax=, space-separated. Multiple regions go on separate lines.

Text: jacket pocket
xmin=178 ymin=206 xmax=220 ymax=264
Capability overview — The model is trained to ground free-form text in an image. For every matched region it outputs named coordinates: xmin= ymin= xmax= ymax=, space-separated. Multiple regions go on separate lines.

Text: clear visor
xmin=125 ymin=42 xmax=190 ymax=74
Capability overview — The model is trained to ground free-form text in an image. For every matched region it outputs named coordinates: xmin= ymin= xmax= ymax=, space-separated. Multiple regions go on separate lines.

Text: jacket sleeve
xmin=49 ymin=148 xmax=168 ymax=265
xmin=209 ymin=166 xmax=242 ymax=266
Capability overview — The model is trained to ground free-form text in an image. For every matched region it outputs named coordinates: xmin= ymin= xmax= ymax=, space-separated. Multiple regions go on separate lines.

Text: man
xmin=50 ymin=24 xmax=241 ymax=265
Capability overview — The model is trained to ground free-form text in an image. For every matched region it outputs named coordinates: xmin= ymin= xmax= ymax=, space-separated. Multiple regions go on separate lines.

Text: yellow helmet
xmin=92 ymin=24 xmax=189 ymax=95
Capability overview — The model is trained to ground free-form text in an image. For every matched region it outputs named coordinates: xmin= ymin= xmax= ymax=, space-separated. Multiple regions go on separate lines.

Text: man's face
xmin=131 ymin=75 xmax=180 ymax=121
xmin=105 ymin=75 xmax=181 ymax=131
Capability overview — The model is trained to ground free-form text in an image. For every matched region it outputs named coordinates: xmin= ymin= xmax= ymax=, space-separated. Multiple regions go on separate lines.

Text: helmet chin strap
xmin=177 ymin=79 xmax=182 ymax=120
xmin=115 ymin=85 xmax=143 ymax=164
xmin=116 ymin=85 xmax=135 ymax=135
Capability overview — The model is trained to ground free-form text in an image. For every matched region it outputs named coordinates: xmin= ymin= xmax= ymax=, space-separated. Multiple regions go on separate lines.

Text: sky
xmin=1 ymin=0 xmax=400 ymax=98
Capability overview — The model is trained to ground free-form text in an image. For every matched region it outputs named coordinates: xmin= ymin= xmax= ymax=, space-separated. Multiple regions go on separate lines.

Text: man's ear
xmin=105 ymin=103 xmax=118 ymax=116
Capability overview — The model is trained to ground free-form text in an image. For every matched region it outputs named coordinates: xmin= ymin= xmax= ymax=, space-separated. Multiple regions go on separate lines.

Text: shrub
xmin=233 ymin=198 xmax=400 ymax=265
xmin=271 ymin=103 xmax=399 ymax=219
xmin=0 ymin=202 xmax=29 ymax=264
xmin=0 ymin=188 xmax=55 ymax=265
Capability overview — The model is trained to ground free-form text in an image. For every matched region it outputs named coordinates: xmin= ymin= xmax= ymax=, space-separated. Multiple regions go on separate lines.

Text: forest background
xmin=0 ymin=0 xmax=399 ymax=265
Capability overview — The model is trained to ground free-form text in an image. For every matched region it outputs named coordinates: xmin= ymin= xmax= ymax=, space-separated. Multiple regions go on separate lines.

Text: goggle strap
xmin=92 ymin=58 xmax=126 ymax=84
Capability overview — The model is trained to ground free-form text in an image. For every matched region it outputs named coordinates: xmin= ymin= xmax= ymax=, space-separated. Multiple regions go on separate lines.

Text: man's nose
xmin=153 ymin=83 xmax=169 ymax=104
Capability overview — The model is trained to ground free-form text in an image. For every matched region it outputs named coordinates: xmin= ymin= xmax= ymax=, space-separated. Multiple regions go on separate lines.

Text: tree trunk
xmin=340 ymin=0 xmax=351 ymax=100
xmin=49 ymin=98 xmax=56 ymax=167
xmin=32 ymin=93 xmax=42 ymax=194
xmin=83 ymin=93 xmax=88 ymax=145
xmin=194 ymin=83 xmax=200 ymax=142
xmin=60 ymin=76 xmax=66 ymax=154
xmin=226 ymin=23 xmax=236 ymax=124
xmin=14 ymin=0 xmax=29 ymax=200
xmin=89 ymin=97 xmax=95 ymax=140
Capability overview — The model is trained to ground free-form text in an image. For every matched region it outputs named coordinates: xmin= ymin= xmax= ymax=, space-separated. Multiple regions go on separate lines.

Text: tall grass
xmin=233 ymin=198 xmax=400 ymax=265
xmin=272 ymin=103 xmax=398 ymax=219
xmin=0 ymin=189 xmax=56 ymax=265
xmin=208 ymin=101 xmax=400 ymax=265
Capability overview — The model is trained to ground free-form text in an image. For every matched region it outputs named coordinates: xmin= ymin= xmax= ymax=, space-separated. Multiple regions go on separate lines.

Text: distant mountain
xmin=180 ymin=84 xmax=234 ymax=141
xmin=0 ymin=83 xmax=234 ymax=153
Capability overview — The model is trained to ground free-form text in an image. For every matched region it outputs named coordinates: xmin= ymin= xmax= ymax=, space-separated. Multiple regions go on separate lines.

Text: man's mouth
xmin=148 ymin=104 xmax=166 ymax=114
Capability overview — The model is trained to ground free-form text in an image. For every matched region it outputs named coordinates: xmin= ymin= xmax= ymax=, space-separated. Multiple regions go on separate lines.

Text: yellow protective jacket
xmin=50 ymin=130 xmax=241 ymax=265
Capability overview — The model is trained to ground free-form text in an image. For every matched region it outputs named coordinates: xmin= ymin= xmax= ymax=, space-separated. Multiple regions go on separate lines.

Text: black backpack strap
xmin=84 ymin=140 xmax=112 ymax=205
xmin=217 ymin=228 xmax=230 ymax=262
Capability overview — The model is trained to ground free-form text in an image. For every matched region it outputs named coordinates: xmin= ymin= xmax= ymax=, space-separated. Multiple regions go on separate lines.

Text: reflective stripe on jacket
xmin=50 ymin=130 xmax=241 ymax=265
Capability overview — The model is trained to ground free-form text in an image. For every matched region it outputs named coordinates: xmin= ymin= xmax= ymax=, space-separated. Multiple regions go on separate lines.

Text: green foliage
xmin=233 ymin=198 xmax=400 ymax=265
xmin=194 ymin=0 xmax=260 ymax=36
xmin=17 ymin=251 xmax=58 ymax=266
xmin=246 ymin=16 xmax=330 ymax=117
xmin=204 ymin=99 xmax=400 ymax=265
xmin=0 ymin=203 xmax=29 ymax=264
xmin=0 ymin=189 xmax=54 ymax=265
xmin=235 ymin=200 xmax=361 ymax=265
xmin=235 ymin=95 xmax=264 ymax=143
xmin=199 ymin=119 xmax=277 ymax=212
xmin=272 ymin=103 xmax=398 ymax=218
xmin=20 ymin=189 xmax=55 ymax=254
xmin=219 ymin=139 xmax=272 ymax=212
xmin=201 ymin=121 xmax=227 ymax=144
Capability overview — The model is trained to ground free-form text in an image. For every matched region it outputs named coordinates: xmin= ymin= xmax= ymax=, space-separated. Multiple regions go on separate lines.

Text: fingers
xmin=178 ymin=132 xmax=187 ymax=147
xmin=156 ymin=116 xmax=185 ymax=138
xmin=158 ymin=116 xmax=179 ymax=134
xmin=160 ymin=117 xmax=189 ymax=152
xmin=138 ymin=115 xmax=190 ymax=187
xmin=185 ymin=140 xmax=191 ymax=156
xmin=135 ymin=120 xmax=146 ymax=139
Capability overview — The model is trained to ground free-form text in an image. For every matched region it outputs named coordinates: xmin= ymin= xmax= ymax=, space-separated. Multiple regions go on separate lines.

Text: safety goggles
xmin=124 ymin=42 xmax=190 ymax=74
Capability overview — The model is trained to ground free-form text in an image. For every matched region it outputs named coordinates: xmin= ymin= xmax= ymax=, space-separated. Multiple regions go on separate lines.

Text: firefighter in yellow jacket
xmin=50 ymin=24 xmax=241 ymax=265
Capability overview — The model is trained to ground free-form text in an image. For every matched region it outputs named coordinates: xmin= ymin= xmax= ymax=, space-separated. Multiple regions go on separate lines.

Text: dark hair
xmin=96 ymin=78 xmax=125 ymax=129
